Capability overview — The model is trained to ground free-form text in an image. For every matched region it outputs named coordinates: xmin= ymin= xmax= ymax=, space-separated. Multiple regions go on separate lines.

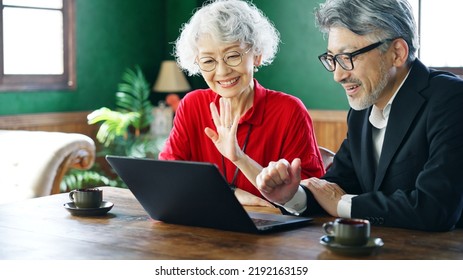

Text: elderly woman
xmin=159 ymin=0 xmax=324 ymax=207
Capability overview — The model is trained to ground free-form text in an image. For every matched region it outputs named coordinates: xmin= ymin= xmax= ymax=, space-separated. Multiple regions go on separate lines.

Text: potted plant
xmin=61 ymin=65 xmax=158 ymax=191
xmin=88 ymin=65 xmax=154 ymax=149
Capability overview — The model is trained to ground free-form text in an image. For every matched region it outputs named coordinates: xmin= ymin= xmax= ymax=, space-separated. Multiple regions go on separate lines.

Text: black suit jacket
xmin=306 ymin=59 xmax=463 ymax=231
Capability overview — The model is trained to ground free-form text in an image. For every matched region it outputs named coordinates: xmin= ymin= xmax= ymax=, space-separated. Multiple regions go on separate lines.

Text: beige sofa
xmin=0 ymin=130 xmax=95 ymax=204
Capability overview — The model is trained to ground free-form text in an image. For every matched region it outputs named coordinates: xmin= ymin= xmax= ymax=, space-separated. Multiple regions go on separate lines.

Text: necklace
xmin=221 ymin=124 xmax=252 ymax=191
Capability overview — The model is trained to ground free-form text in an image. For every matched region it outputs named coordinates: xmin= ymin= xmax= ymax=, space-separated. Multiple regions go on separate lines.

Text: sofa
xmin=0 ymin=130 xmax=96 ymax=204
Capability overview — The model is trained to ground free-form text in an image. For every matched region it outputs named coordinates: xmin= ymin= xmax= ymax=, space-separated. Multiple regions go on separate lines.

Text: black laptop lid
xmin=106 ymin=156 xmax=260 ymax=232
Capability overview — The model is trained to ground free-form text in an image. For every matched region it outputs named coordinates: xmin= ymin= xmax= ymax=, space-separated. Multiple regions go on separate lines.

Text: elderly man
xmin=256 ymin=0 xmax=463 ymax=231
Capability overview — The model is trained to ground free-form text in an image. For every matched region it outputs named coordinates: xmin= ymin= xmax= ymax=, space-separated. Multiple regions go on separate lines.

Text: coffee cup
xmin=323 ymin=218 xmax=370 ymax=246
xmin=69 ymin=188 xmax=103 ymax=208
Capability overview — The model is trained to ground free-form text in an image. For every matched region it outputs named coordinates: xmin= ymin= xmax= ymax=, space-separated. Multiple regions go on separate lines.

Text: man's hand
xmin=256 ymin=158 xmax=302 ymax=204
xmin=305 ymin=177 xmax=345 ymax=216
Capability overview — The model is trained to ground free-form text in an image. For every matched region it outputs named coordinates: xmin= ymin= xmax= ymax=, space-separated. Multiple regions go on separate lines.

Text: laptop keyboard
xmin=251 ymin=217 xmax=280 ymax=227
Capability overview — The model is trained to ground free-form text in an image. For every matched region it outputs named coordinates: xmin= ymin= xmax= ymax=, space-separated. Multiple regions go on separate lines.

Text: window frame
xmin=414 ymin=0 xmax=463 ymax=77
xmin=435 ymin=67 xmax=463 ymax=77
xmin=0 ymin=0 xmax=75 ymax=91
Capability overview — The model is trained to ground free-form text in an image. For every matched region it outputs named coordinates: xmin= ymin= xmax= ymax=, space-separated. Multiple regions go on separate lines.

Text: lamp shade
xmin=153 ymin=60 xmax=191 ymax=93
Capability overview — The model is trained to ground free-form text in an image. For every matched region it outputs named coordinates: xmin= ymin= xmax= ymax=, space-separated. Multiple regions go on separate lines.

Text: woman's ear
xmin=391 ymin=38 xmax=409 ymax=67
xmin=254 ymin=54 xmax=263 ymax=67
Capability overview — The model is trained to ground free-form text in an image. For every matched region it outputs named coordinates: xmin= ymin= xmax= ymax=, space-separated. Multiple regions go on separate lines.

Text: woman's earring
xmin=253 ymin=65 xmax=259 ymax=73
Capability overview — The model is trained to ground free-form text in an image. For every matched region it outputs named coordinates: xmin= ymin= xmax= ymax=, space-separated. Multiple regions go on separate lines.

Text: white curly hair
xmin=174 ymin=0 xmax=280 ymax=76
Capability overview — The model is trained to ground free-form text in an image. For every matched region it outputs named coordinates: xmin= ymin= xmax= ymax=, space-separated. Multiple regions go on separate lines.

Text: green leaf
xmin=87 ymin=65 xmax=155 ymax=151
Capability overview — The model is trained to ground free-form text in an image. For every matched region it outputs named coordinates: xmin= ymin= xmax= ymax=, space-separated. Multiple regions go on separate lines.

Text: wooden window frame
xmin=0 ymin=0 xmax=75 ymax=91
xmin=432 ymin=67 xmax=463 ymax=79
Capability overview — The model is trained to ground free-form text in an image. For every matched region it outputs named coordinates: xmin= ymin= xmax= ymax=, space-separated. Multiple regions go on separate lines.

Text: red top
xmin=159 ymin=79 xmax=324 ymax=198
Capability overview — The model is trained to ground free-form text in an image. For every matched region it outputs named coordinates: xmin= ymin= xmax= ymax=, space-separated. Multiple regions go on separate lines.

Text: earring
xmin=253 ymin=65 xmax=259 ymax=73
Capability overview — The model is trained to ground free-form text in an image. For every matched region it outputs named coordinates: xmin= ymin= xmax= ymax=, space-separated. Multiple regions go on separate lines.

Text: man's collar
xmin=369 ymin=68 xmax=412 ymax=129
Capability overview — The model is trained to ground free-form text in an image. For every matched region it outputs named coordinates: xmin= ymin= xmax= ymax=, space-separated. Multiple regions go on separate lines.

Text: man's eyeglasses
xmin=196 ymin=47 xmax=252 ymax=72
xmin=318 ymin=41 xmax=387 ymax=72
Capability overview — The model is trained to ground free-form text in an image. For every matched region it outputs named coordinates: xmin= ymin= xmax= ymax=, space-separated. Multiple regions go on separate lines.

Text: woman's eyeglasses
xmin=196 ymin=48 xmax=252 ymax=72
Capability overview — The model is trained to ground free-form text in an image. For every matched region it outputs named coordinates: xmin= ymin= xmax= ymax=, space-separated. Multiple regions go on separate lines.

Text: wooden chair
xmin=319 ymin=146 xmax=335 ymax=171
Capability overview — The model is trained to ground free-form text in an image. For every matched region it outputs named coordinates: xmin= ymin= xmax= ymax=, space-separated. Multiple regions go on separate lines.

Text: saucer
xmin=64 ymin=201 xmax=114 ymax=216
xmin=320 ymin=235 xmax=384 ymax=256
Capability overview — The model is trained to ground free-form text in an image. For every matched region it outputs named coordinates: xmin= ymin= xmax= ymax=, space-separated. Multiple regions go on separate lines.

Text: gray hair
xmin=174 ymin=0 xmax=280 ymax=76
xmin=315 ymin=0 xmax=419 ymax=64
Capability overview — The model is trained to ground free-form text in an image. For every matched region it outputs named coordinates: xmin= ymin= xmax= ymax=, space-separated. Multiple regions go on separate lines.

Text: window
xmin=409 ymin=0 xmax=463 ymax=76
xmin=0 ymin=0 xmax=75 ymax=91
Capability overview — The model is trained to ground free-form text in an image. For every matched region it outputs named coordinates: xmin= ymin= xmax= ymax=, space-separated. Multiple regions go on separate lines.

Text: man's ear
xmin=391 ymin=38 xmax=409 ymax=67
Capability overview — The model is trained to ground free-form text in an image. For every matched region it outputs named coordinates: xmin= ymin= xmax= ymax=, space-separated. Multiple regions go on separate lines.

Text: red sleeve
xmin=280 ymin=98 xmax=325 ymax=179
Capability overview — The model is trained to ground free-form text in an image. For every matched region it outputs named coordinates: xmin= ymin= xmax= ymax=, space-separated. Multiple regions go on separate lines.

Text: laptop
xmin=106 ymin=155 xmax=313 ymax=233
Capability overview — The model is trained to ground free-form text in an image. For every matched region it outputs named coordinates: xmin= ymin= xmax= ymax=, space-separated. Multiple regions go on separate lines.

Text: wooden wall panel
xmin=0 ymin=111 xmax=98 ymax=139
xmin=308 ymin=110 xmax=348 ymax=153
xmin=1 ymin=110 xmax=348 ymax=155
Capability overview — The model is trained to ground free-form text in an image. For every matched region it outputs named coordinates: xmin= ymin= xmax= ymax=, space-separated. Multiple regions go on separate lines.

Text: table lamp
xmin=153 ymin=60 xmax=191 ymax=112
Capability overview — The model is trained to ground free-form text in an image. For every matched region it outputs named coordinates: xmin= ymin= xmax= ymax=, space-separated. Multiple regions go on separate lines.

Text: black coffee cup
xmin=69 ymin=188 xmax=103 ymax=208
xmin=323 ymin=218 xmax=370 ymax=246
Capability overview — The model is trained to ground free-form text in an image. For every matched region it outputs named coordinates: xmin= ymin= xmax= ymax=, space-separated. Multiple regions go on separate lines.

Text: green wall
xmin=0 ymin=0 xmax=164 ymax=115
xmin=0 ymin=0 xmax=348 ymax=116
xmin=163 ymin=0 xmax=208 ymax=92
xmin=252 ymin=0 xmax=348 ymax=110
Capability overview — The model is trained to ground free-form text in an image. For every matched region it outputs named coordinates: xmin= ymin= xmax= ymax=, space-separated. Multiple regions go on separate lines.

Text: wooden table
xmin=1 ymin=187 xmax=462 ymax=260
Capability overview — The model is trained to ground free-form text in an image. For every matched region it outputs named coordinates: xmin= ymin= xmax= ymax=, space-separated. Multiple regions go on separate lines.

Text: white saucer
xmin=320 ymin=235 xmax=384 ymax=256
xmin=64 ymin=201 xmax=114 ymax=216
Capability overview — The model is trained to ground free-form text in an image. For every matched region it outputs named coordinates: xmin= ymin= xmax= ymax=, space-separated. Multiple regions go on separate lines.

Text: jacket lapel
xmin=360 ymin=109 xmax=377 ymax=190
xmin=373 ymin=61 xmax=428 ymax=190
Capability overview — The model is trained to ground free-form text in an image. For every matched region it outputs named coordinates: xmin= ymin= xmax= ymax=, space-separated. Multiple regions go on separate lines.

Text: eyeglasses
xmin=196 ymin=47 xmax=252 ymax=72
xmin=318 ymin=41 xmax=386 ymax=72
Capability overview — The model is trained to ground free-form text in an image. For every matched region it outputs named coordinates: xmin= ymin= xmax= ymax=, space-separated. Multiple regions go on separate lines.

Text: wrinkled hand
xmin=305 ymin=177 xmax=345 ymax=216
xmin=204 ymin=98 xmax=242 ymax=162
xmin=256 ymin=158 xmax=302 ymax=204
xmin=234 ymin=188 xmax=275 ymax=208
